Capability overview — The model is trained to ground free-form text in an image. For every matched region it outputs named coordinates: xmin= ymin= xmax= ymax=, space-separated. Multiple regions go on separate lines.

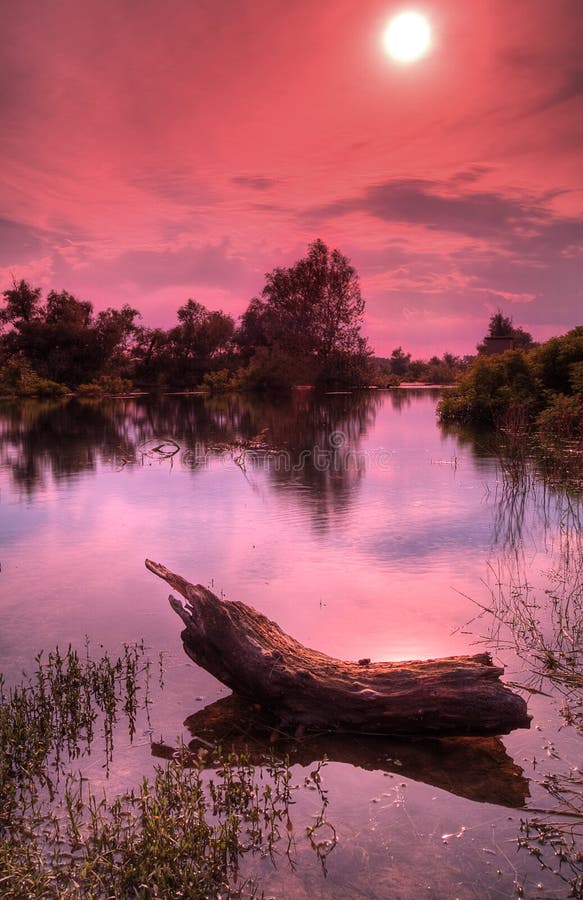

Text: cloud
xmin=306 ymin=177 xmax=553 ymax=241
xmin=0 ymin=218 xmax=47 ymax=266
xmin=231 ymin=176 xmax=279 ymax=192
xmin=538 ymin=67 xmax=583 ymax=113
xmin=57 ymin=238 xmax=257 ymax=295
xmin=450 ymin=167 xmax=493 ymax=186
xmin=131 ymin=171 xmax=218 ymax=207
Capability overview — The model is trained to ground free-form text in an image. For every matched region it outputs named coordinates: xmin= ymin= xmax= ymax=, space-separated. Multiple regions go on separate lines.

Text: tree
xmin=0 ymin=279 xmax=43 ymax=328
xmin=164 ymin=299 xmax=235 ymax=387
xmin=233 ymin=297 xmax=270 ymax=362
xmin=0 ymin=281 xmax=141 ymax=387
xmin=171 ymin=299 xmax=234 ymax=361
xmin=389 ymin=346 xmax=411 ymax=377
xmin=237 ymin=239 xmax=372 ymax=388
xmin=95 ymin=305 xmax=141 ymax=362
xmin=132 ymin=325 xmax=171 ymax=387
xmin=477 ymin=310 xmax=533 ymax=353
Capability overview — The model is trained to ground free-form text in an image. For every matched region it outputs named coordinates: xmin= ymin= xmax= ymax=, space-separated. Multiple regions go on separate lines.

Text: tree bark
xmin=146 ymin=559 xmax=531 ymax=738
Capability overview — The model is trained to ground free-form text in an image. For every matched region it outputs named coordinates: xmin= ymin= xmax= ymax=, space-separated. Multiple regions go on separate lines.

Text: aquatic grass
xmin=0 ymin=643 xmax=325 ymax=898
xmin=463 ymin=500 xmax=583 ymax=898
xmin=518 ymin=767 xmax=583 ymax=899
xmin=466 ymin=554 xmax=583 ymax=729
xmin=0 ymin=758 xmax=298 ymax=898
xmin=0 ymin=640 xmax=151 ymax=784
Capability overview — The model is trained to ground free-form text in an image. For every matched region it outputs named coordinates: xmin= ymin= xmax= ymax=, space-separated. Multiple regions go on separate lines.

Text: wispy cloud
xmin=232 ymin=176 xmax=279 ymax=192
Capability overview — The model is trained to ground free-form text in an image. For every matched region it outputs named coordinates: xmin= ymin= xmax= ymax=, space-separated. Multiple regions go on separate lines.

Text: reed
xmin=0 ymin=642 xmax=323 ymax=898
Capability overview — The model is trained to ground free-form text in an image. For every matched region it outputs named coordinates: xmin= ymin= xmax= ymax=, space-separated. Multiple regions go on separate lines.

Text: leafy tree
xmin=233 ymin=297 xmax=270 ymax=362
xmin=0 ymin=279 xmax=43 ymax=328
xmin=45 ymin=289 xmax=93 ymax=327
xmin=237 ymin=240 xmax=372 ymax=388
xmin=163 ymin=300 xmax=235 ymax=388
xmin=131 ymin=325 xmax=171 ymax=387
xmin=262 ymin=239 xmax=367 ymax=358
xmin=0 ymin=281 xmax=140 ymax=387
xmin=477 ymin=310 xmax=533 ymax=353
xmin=388 ymin=346 xmax=412 ymax=377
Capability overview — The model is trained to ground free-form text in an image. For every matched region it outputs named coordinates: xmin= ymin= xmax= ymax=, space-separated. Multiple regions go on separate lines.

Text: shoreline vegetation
xmin=0 ymin=642 xmax=316 ymax=899
xmin=437 ymin=326 xmax=583 ymax=488
xmin=1 ymin=385 xmax=582 ymax=895
xmin=0 ymin=241 xmax=580 ymax=419
xmin=1 ymin=241 xmax=581 ymax=482
xmin=0 ymin=239 xmax=473 ymax=400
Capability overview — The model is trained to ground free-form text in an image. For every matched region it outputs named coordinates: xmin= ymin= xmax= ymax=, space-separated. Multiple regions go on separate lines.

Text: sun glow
xmin=383 ymin=11 xmax=432 ymax=63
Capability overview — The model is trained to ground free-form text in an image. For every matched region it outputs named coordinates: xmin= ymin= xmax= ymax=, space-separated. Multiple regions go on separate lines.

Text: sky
xmin=1 ymin=0 xmax=582 ymax=357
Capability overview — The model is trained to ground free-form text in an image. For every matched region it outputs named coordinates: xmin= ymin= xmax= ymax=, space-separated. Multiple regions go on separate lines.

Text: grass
xmin=463 ymin=482 xmax=583 ymax=897
xmin=0 ymin=642 xmax=326 ymax=899
xmin=518 ymin=769 xmax=583 ymax=899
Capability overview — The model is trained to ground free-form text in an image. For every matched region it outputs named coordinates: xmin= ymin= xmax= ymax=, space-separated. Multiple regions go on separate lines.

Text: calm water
xmin=1 ymin=390 xmax=581 ymax=898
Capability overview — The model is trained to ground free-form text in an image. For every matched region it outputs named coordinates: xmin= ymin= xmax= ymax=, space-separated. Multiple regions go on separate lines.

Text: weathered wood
xmin=152 ymin=694 xmax=529 ymax=807
xmin=146 ymin=559 xmax=531 ymax=738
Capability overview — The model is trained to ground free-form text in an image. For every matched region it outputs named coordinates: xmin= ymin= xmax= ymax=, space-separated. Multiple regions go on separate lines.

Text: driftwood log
xmin=146 ymin=559 xmax=531 ymax=738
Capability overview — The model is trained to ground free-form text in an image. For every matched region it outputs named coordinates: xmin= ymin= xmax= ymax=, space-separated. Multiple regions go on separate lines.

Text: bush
xmin=437 ymin=350 xmax=542 ymax=426
xmin=201 ymin=369 xmax=238 ymax=393
xmin=536 ymin=394 xmax=583 ymax=443
xmin=315 ymin=349 xmax=375 ymax=389
xmin=373 ymin=371 xmax=402 ymax=388
xmin=77 ymin=375 xmax=133 ymax=397
xmin=0 ymin=360 xmax=68 ymax=398
xmin=531 ymin=326 xmax=583 ymax=395
xmin=238 ymin=344 xmax=317 ymax=391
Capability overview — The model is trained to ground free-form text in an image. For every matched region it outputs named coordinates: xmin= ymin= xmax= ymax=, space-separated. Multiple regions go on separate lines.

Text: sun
xmin=383 ymin=11 xmax=432 ymax=63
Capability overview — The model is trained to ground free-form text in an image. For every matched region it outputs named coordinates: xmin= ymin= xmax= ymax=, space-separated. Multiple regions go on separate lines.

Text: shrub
xmin=0 ymin=360 xmax=68 ymax=398
xmin=201 ymin=369 xmax=238 ymax=393
xmin=536 ymin=394 xmax=583 ymax=443
xmin=77 ymin=375 xmax=133 ymax=396
xmin=531 ymin=326 xmax=583 ymax=395
xmin=238 ymin=344 xmax=317 ymax=391
xmin=437 ymin=350 xmax=542 ymax=426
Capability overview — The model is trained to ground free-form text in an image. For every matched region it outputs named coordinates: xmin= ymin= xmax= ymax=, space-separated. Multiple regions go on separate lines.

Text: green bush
xmin=531 ymin=326 xmax=583 ymax=395
xmin=201 ymin=368 xmax=238 ymax=393
xmin=536 ymin=394 xmax=583 ymax=442
xmin=0 ymin=360 xmax=68 ymax=398
xmin=77 ymin=375 xmax=133 ymax=396
xmin=438 ymin=328 xmax=583 ymax=427
xmin=437 ymin=350 xmax=542 ymax=426
xmin=238 ymin=344 xmax=317 ymax=391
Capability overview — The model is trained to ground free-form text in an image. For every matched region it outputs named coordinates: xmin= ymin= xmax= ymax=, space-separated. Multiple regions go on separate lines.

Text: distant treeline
xmin=374 ymin=348 xmax=471 ymax=386
xmin=0 ymin=239 xmax=465 ymax=398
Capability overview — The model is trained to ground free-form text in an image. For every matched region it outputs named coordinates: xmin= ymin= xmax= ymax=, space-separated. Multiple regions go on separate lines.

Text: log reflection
xmin=152 ymin=694 xmax=530 ymax=809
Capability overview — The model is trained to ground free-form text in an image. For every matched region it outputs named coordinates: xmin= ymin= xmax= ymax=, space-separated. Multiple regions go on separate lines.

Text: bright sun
xmin=383 ymin=11 xmax=431 ymax=63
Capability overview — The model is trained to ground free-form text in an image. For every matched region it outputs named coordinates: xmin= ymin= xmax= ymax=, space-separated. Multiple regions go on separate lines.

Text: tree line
xmin=0 ymin=240 xmax=378 ymax=396
xmin=2 ymin=238 xmax=561 ymax=400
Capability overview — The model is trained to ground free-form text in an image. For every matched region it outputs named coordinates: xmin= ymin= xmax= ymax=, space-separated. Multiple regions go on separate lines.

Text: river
xmin=0 ymin=389 xmax=581 ymax=898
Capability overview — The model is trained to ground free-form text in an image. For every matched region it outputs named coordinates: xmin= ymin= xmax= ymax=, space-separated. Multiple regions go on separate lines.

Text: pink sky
xmin=1 ymin=0 xmax=582 ymax=356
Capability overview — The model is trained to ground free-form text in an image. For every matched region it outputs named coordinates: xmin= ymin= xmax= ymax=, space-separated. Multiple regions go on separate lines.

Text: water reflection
xmin=1 ymin=389 xmax=581 ymax=898
xmin=0 ymin=392 xmax=382 ymax=527
xmin=0 ymin=399 xmax=126 ymax=495
xmin=441 ymin=419 xmax=583 ymax=496
xmin=386 ymin=386 xmax=443 ymax=413
xmin=153 ymin=694 xmax=530 ymax=808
